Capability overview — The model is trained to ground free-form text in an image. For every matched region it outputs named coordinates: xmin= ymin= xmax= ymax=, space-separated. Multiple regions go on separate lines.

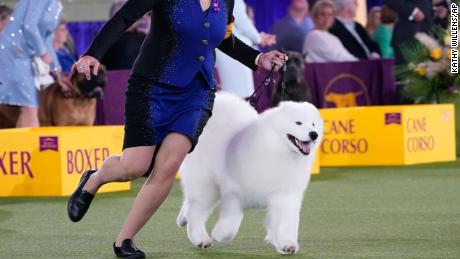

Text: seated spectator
xmin=329 ymin=0 xmax=380 ymax=59
xmin=271 ymin=0 xmax=314 ymax=52
xmin=54 ymin=18 xmax=76 ymax=75
xmin=0 ymin=4 xmax=12 ymax=33
xmin=366 ymin=6 xmax=381 ymax=37
xmin=303 ymin=0 xmax=358 ymax=63
xmin=100 ymin=0 xmax=150 ymax=70
xmin=371 ymin=5 xmax=397 ymax=59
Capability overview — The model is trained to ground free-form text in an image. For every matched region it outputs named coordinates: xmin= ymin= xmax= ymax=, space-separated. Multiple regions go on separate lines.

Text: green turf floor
xmin=1 ymin=160 xmax=460 ymax=259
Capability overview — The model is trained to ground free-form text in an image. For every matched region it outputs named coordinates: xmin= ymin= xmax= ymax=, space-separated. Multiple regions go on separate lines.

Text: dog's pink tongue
xmin=300 ymin=142 xmax=310 ymax=153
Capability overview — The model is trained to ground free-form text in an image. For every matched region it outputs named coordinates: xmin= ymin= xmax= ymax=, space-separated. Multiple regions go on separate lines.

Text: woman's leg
xmin=16 ymin=106 xmax=39 ymax=128
xmin=83 ymin=145 xmax=156 ymax=194
xmin=115 ymin=132 xmax=191 ymax=246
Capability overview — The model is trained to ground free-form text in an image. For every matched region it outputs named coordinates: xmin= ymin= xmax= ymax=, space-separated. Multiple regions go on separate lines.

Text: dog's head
xmin=71 ymin=65 xmax=107 ymax=98
xmin=264 ymin=101 xmax=323 ymax=156
xmin=272 ymin=51 xmax=310 ymax=106
xmin=283 ymin=51 xmax=305 ymax=85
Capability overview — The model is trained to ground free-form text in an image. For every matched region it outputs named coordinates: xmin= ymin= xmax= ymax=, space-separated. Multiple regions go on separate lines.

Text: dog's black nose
xmin=309 ymin=131 xmax=318 ymax=141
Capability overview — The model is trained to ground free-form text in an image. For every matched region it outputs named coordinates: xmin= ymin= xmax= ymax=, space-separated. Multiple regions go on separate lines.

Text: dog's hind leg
xmin=186 ymin=198 xmax=216 ymax=249
xmin=211 ymin=194 xmax=244 ymax=243
xmin=264 ymin=213 xmax=275 ymax=245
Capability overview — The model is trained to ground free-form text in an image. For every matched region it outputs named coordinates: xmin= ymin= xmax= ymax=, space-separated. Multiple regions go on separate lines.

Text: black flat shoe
xmin=113 ymin=239 xmax=145 ymax=258
xmin=67 ymin=169 xmax=96 ymax=222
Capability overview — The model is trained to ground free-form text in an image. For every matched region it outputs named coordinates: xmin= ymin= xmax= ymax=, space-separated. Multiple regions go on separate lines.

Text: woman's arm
xmin=22 ymin=0 xmax=51 ymax=56
xmin=83 ymin=0 xmax=157 ymax=60
xmin=218 ymin=1 xmax=285 ymax=71
xmin=217 ymin=29 xmax=261 ymax=70
xmin=46 ymin=34 xmax=61 ymax=72
xmin=217 ymin=1 xmax=260 ymax=70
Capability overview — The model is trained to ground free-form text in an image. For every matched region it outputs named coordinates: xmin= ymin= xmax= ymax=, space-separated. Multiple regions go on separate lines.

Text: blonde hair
xmin=311 ymin=0 xmax=336 ymax=19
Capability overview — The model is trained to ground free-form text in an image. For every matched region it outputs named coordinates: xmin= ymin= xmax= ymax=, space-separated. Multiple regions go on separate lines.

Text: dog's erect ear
xmin=94 ymin=65 xmax=107 ymax=88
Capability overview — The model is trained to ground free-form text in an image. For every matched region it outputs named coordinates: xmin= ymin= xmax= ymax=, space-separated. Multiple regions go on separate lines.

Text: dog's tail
xmin=204 ymin=92 xmax=258 ymax=144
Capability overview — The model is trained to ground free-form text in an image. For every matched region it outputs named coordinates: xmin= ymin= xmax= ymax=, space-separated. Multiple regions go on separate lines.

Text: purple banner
xmin=253 ymin=59 xmax=396 ymax=112
xmin=95 ymin=70 xmax=131 ymax=125
xmin=306 ymin=59 xmax=396 ymax=108
xmin=39 ymin=136 xmax=59 ymax=152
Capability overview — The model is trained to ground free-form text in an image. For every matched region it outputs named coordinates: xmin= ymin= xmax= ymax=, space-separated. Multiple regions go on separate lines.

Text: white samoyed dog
xmin=177 ymin=92 xmax=323 ymax=254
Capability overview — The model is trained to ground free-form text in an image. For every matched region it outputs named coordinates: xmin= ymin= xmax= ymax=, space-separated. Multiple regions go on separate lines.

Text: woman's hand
xmin=258 ymin=50 xmax=288 ymax=71
xmin=41 ymin=52 xmax=53 ymax=65
xmin=259 ymin=32 xmax=276 ymax=47
xmin=73 ymin=55 xmax=100 ymax=80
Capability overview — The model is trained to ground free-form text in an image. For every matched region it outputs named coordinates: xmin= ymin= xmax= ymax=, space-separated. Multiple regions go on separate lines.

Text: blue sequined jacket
xmin=85 ymin=0 xmax=261 ymax=88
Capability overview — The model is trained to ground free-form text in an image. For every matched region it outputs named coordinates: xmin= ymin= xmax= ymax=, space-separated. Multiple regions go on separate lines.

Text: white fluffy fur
xmin=177 ymin=92 xmax=324 ymax=254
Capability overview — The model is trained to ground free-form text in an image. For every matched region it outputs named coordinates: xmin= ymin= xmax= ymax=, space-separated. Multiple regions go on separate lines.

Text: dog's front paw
xmin=189 ymin=234 xmax=212 ymax=249
xmin=276 ymin=241 xmax=299 ymax=255
xmin=196 ymin=239 xmax=212 ymax=249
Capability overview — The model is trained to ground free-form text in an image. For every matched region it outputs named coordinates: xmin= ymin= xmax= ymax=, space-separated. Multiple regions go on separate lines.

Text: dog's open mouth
xmin=287 ymin=134 xmax=311 ymax=155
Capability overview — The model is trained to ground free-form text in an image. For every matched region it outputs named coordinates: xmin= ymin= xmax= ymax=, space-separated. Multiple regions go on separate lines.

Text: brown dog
xmin=0 ymin=67 xmax=107 ymax=128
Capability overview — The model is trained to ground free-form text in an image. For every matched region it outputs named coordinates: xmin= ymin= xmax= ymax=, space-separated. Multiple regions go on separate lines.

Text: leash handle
xmin=249 ymin=62 xmax=288 ymax=108
xmin=249 ymin=64 xmax=277 ymax=108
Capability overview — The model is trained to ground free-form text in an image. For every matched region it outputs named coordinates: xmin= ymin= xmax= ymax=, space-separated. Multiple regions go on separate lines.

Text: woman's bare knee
xmin=146 ymin=133 xmax=190 ymax=183
xmin=158 ymin=156 xmax=183 ymax=178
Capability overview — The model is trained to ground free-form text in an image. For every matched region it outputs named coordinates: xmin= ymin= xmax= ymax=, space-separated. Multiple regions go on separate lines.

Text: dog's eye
xmin=312 ymin=123 xmax=315 ymax=127
xmin=295 ymin=121 xmax=302 ymax=125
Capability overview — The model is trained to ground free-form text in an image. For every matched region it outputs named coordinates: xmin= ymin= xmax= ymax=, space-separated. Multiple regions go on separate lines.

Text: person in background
xmin=0 ymin=4 xmax=12 ymax=33
xmin=215 ymin=0 xmax=276 ymax=98
xmin=384 ymin=0 xmax=433 ymax=64
xmin=0 ymin=0 xmax=67 ymax=128
xmin=303 ymin=0 xmax=358 ymax=63
xmin=433 ymin=0 xmax=449 ymax=28
xmin=100 ymin=0 xmax=151 ymax=70
xmin=329 ymin=0 xmax=380 ymax=59
xmin=53 ymin=18 xmax=76 ymax=75
xmin=371 ymin=5 xmax=397 ymax=59
xmin=366 ymin=6 xmax=381 ymax=37
xmin=271 ymin=0 xmax=314 ymax=52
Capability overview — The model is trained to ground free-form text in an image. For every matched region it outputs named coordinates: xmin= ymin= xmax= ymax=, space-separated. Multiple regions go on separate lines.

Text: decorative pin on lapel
xmin=212 ymin=0 xmax=220 ymax=12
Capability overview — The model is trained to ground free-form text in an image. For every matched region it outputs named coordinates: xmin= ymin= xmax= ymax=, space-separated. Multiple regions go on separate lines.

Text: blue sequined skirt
xmin=123 ymin=72 xmax=215 ymax=152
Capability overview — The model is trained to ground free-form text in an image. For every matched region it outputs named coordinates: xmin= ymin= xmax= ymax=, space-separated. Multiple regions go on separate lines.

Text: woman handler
xmin=67 ymin=0 xmax=287 ymax=258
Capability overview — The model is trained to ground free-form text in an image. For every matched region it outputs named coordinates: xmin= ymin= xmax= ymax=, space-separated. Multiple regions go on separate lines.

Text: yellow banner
xmin=319 ymin=105 xmax=456 ymax=166
xmin=0 ymin=126 xmax=130 ymax=197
